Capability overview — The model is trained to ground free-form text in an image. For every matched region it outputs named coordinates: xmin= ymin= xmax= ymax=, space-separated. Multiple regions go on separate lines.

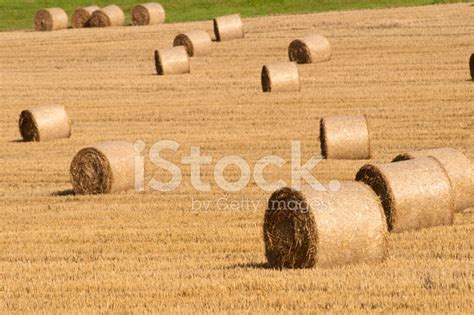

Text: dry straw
xmin=213 ymin=14 xmax=244 ymax=41
xmin=34 ymin=8 xmax=68 ymax=32
xmin=263 ymin=182 xmax=387 ymax=269
xmin=261 ymin=62 xmax=300 ymax=92
xmin=356 ymin=157 xmax=454 ymax=233
xmin=173 ymin=30 xmax=212 ymax=57
xmin=288 ymin=34 xmax=331 ymax=64
xmin=19 ymin=105 xmax=71 ymax=142
xmin=89 ymin=5 xmax=125 ymax=28
xmin=393 ymin=147 xmax=473 ymax=211
xmin=320 ymin=115 xmax=370 ymax=159
xmin=470 ymin=54 xmax=474 ymax=80
xmin=72 ymin=6 xmax=100 ymax=28
xmin=132 ymin=3 xmax=165 ymax=26
xmin=70 ymin=141 xmax=135 ymax=195
xmin=154 ymin=46 xmax=190 ymax=75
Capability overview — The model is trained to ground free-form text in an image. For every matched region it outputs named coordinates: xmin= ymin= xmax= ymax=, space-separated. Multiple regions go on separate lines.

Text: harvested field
xmin=0 ymin=3 xmax=473 ymax=313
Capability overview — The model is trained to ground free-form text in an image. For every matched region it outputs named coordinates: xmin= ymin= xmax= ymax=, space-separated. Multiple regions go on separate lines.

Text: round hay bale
xmin=288 ymin=34 xmax=331 ymax=64
xmin=470 ymin=54 xmax=474 ymax=80
xmin=320 ymin=115 xmax=370 ymax=160
xmin=72 ymin=6 xmax=100 ymax=28
xmin=132 ymin=3 xmax=165 ymax=26
xmin=263 ymin=182 xmax=387 ymax=269
xmin=356 ymin=157 xmax=454 ymax=233
xmin=261 ymin=62 xmax=300 ymax=93
xmin=70 ymin=141 xmax=135 ymax=195
xmin=393 ymin=147 xmax=473 ymax=212
xmin=213 ymin=14 xmax=244 ymax=41
xmin=19 ymin=105 xmax=71 ymax=142
xmin=34 ymin=8 xmax=68 ymax=32
xmin=154 ymin=46 xmax=190 ymax=75
xmin=89 ymin=5 xmax=124 ymax=28
xmin=173 ymin=30 xmax=212 ymax=57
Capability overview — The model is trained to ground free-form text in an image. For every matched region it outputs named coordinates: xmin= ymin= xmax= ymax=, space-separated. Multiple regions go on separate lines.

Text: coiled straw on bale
xmin=132 ymin=3 xmax=165 ymax=26
xmin=154 ymin=46 xmax=190 ymax=75
xmin=288 ymin=34 xmax=331 ymax=64
xmin=89 ymin=5 xmax=124 ymax=28
xmin=470 ymin=54 xmax=474 ymax=80
xmin=34 ymin=8 xmax=68 ymax=32
xmin=393 ymin=147 xmax=473 ymax=211
xmin=320 ymin=115 xmax=370 ymax=160
xmin=70 ymin=141 xmax=135 ymax=195
xmin=72 ymin=6 xmax=100 ymax=28
xmin=263 ymin=182 xmax=387 ymax=269
xmin=213 ymin=14 xmax=244 ymax=41
xmin=19 ymin=105 xmax=71 ymax=142
xmin=356 ymin=157 xmax=454 ymax=233
xmin=173 ymin=30 xmax=212 ymax=57
xmin=261 ymin=62 xmax=300 ymax=93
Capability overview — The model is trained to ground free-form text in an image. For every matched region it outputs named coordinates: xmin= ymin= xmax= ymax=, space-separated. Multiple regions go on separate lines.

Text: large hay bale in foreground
xmin=19 ymin=105 xmax=71 ymax=142
xmin=72 ymin=6 xmax=100 ymax=28
xmin=261 ymin=62 xmax=300 ymax=92
xmin=89 ymin=5 xmax=124 ymax=28
xmin=319 ymin=115 xmax=370 ymax=159
xmin=34 ymin=8 xmax=68 ymax=31
xmin=154 ymin=46 xmax=190 ymax=75
xmin=470 ymin=54 xmax=474 ymax=80
xmin=132 ymin=3 xmax=165 ymax=26
xmin=213 ymin=14 xmax=244 ymax=41
xmin=263 ymin=182 xmax=387 ymax=269
xmin=393 ymin=147 xmax=473 ymax=212
xmin=70 ymin=141 xmax=135 ymax=195
xmin=173 ymin=30 xmax=212 ymax=57
xmin=356 ymin=157 xmax=454 ymax=233
xmin=288 ymin=34 xmax=331 ymax=64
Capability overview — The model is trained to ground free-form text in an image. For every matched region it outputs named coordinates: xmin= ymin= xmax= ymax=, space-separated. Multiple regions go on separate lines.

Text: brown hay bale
xmin=89 ymin=5 xmax=124 ymax=28
xmin=320 ymin=115 xmax=370 ymax=159
xmin=132 ymin=3 xmax=165 ymax=26
xmin=356 ymin=157 xmax=454 ymax=233
xmin=154 ymin=46 xmax=190 ymax=75
xmin=263 ymin=182 xmax=387 ymax=269
xmin=19 ymin=105 xmax=71 ymax=142
xmin=261 ymin=62 xmax=300 ymax=93
xmin=393 ymin=147 xmax=473 ymax=212
xmin=70 ymin=141 xmax=135 ymax=195
xmin=34 ymin=8 xmax=68 ymax=32
xmin=72 ymin=6 xmax=100 ymax=28
xmin=288 ymin=34 xmax=331 ymax=64
xmin=470 ymin=54 xmax=474 ymax=80
xmin=173 ymin=30 xmax=212 ymax=57
xmin=213 ymin=14 xmax=244 ymax=41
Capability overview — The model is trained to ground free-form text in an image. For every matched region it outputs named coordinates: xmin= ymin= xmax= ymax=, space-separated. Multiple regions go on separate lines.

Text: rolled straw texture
xmin=89 ymin=5 xmax=124 ymax=28
xmin=213 ymin=14 xmax=244 ymax=41
xmin=173 ymin=30 xmax=212 ymax=57
xmin=320 ymin=115 xmax=370 ymax=159
xmin=72 ymin=6 xmax=100 ymax=28
xmin=393 ymin=147 xmax=473 ymax=211
xmin=154 ymin=46 xmax=190 ymax=75
xmin=470 ymin=54 xmax=474 ymax=80
xmin=288 ymin=34 xmax=331 ymax=64
xmin=132 ymin=3 xmax=165 ymax=26
xmin=19 ymin=105 xmax=71 ymax=142
xmin=261 ymin=62 xmax=300 ymax=93
xmin=34 ymin=8 xmax=68 ymax=32
xmin=356 ymin=157 xmax=454 ymax=233
xmin=263 ymin=182 xmax=387 ymax=269
xmin=70 ymin=141 xmax=135 ymax=195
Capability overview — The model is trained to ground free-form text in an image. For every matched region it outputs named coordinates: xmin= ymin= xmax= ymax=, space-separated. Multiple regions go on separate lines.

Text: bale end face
xmin=70 ymin=147 xmax=113 ymax=195
xmin=470 ymin=54 xmax=474 ymax=80
xmin=261 ymin=65 xmax=271 ymax=92
xmin=154 ymin=50 xmax=164 ymax=75
xmin=89 ymin=11 xmax=111 ymax=27
xmin=19 ymin=110 xmax=39 ymax=141
xmin=288 ymin=39 xmax=311 ymax=64
xmin=72 ymin=6 xmax=100 ymax=28
xmin=319 ymin=118 xmax=328 ymax=159
xmin=174 ymin=34 xmax=195 ymax=57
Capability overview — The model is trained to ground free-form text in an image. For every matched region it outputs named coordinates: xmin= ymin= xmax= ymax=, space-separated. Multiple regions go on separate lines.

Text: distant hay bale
xmin=34 ymin=8 xmax=68 ymax=32
xmin=72 ymin=6 xmax=100 ymax=28
xmin=356 ymin=157 xmax=454 ymax=233
xmin=261 ymin=62 xmax=300 ymax=92
xmin=213 ymin=14 xmax=244 ymax=41
xmin=470 ymin=54 xmax=474 ymax=80
xmin=173 ymin=30 xmax=212 ymax=57
xmin=70 ymin=141 xmax=135 ymax=195
xmin=89 ymin=5 xmax=124 ymax=28
xmin=393 ymin=147 xmax=473 ymax=212
xmin=263 ymin=182 xmax=387 ymax=269
xmin=288 ymin=34 xmax=331 ymax=64
xmin=19 ymin=105 xmax=71 ymax=142
xmin=132 ymin=3 xmax=165 ymax=26
xmin=320 ymin=115 xmax=370 ymax=159
xmin=154 ymin=46 xmax=190 ymax=75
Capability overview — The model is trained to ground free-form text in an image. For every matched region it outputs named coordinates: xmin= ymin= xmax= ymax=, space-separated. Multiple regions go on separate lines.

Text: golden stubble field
xmin=0 ymin=3 xmax=473 ymax=312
